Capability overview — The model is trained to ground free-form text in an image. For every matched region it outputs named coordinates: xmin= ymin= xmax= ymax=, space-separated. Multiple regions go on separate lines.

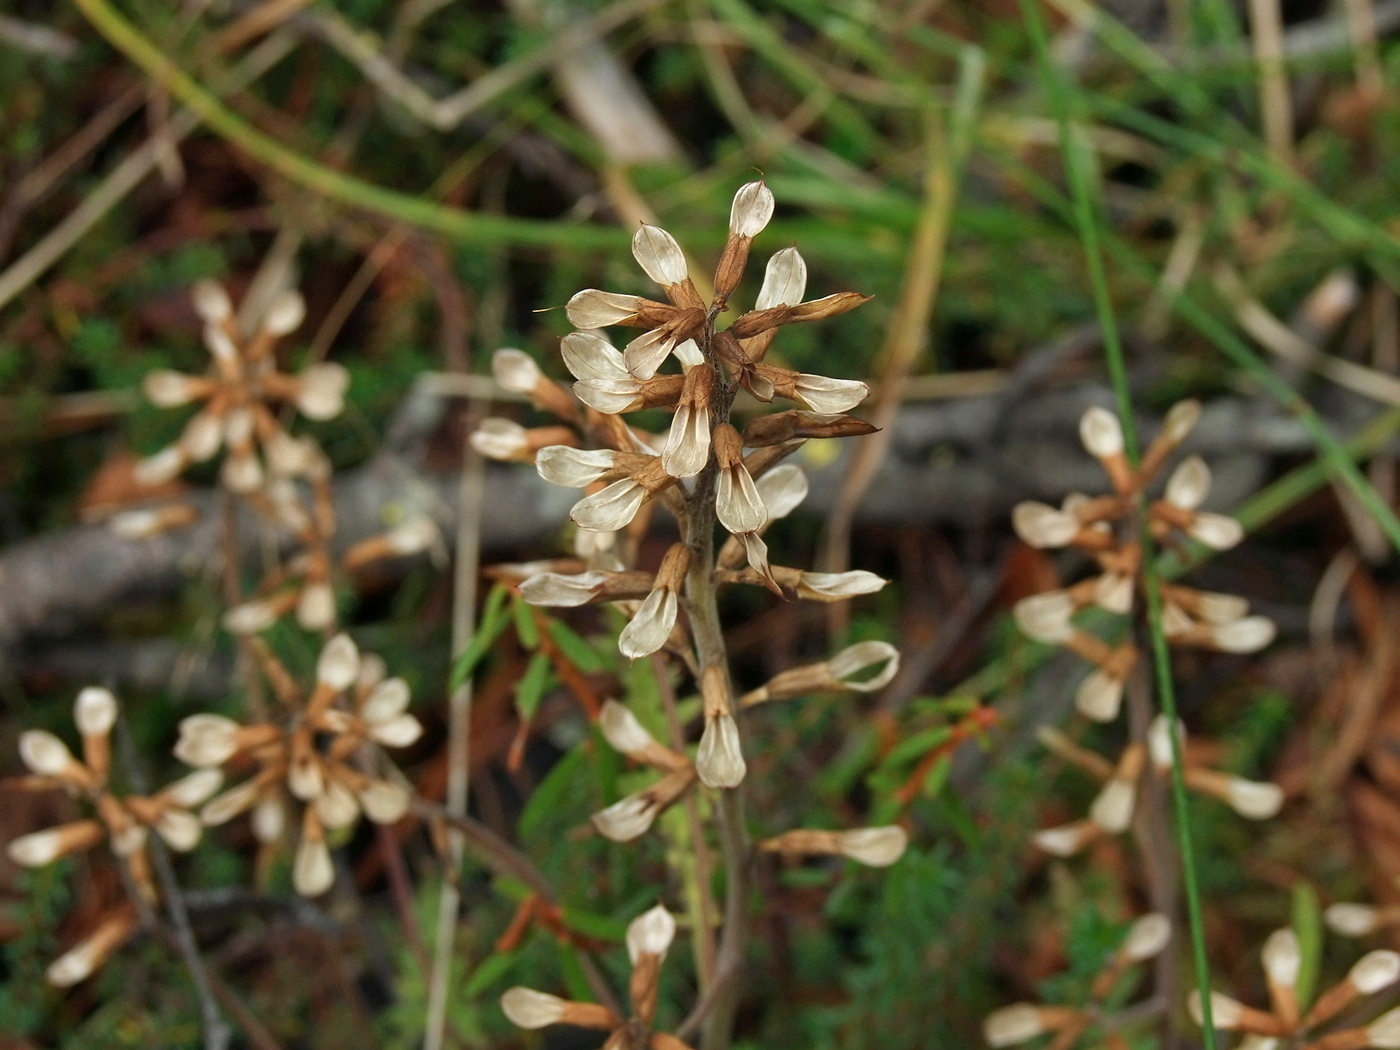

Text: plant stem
xmin=652 ymin=652 xmax=719 ymax=989
xmin=684 ymin=336 xmax=749 ymax=1050
xmin=1017 ymin=1 xmax=1219 ymax=1042
xmin=116 ymin=719 xmax=231 ymax=1050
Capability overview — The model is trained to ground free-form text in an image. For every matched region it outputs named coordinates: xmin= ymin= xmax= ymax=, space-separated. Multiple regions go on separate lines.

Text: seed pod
xmin=742 ymin=410 xmax=877 ymax=447
xmin=1138 ymin=398 xmax=1202 ymax=481
xmin=696 ymin=665 xmax=745 ymax=788
xmin=8 ymin=820 xmax=106 ymax=867
xmin=293 ymin=809 xmax=334 ymax=896
xmin=984 ymin=1003 xmax=1081 ymax=1048
xmin=753 ymin=365 xmax=869 ymax=413
xmin=618 ymin=546 xmax=689 ymax=660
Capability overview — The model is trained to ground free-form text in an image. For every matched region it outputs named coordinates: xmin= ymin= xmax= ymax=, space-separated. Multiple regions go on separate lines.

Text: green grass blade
xmin=1017 ymin=1 xmax=1218 ymax=1040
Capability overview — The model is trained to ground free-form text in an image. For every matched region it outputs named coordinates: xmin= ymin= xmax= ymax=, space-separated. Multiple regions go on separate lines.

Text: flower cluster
xmin=471 ymin=181 xmax=891 ymax=791
xmin=135 ymin=281 xmax=346 ymax=493
xmin=223 ymin=485 xmax=439 ymax=635
xmin=501 ymin=904 xmax=692 ymax=1049
xmin=1189 ymin=929 xmax=1400 ymax=1048
xmin=173 ymin=633 xmax=420 ymax=895
xmin=5 ymin=688 xmax=222 ymax=984
xmin=1011 ymin=402 xmax=1275 ymax=723
xmin=471 ymin=183 xmax=909 ymax=1041
xmin=1032 ymin=717 xmax=1283 ymax=857
xmin=983 ymin=913 xmax=1172 ymax=1049
xmin=127 ymin=279 xmax=439 ymax=636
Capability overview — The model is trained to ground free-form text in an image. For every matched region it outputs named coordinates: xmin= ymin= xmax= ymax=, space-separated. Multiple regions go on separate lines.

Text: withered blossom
xmin=135 ymin=280 xmax=347 ymax=493
xmin=984 ymin=913 xmax=1171 ymax=1049
xmin=176 ymin=634 xmax=418 ymax=895
xmin=4 ymin=687 xmax=222 ymax=985
xmin=592 ymin=700 xmax=697 ymax=841
xmin=1031 ymin=719 xmax=1281 ymax=858
xmin=758 ymin=825 xmax=908 ymax=867
xmin=1188 ymin=929 xmax=1400 ymax=1047
xmin=1011 ymin=401 xmax=1275 ymax=723
xmin=501 ymin=904 xmax=694 ymax=1049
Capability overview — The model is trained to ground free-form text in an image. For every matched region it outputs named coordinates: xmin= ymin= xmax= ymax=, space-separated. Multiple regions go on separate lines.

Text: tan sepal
xmin=630 ymin=951 xmax=663 ymax=1028
xmin=714 ymin=232 xmax=752 ymax=301
xmin=655 ymin=544 xmax=692 ymax=593
xmin=558 ymin=1001 xmax=623 ymax=1030
xmin=787 ymin=292 xmax=871 ymax=322
xmin=713 ymin=423 xmax=745 ymax=469
xmin=701 ymin=665 xmax=733 ymax=719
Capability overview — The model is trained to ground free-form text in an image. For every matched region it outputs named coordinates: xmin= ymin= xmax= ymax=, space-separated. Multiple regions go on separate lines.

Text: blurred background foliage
xmin=3 ymin=0 xmax=1400 ymax=1046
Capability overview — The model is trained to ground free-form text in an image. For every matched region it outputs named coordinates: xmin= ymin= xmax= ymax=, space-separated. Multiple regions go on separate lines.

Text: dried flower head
xmin=983 ymin=913 xmax=1171 ymax=1047
xmin=500 ymin=903 xmax=694 ymax=1048
xmin=1188 ymin=927 xmax=1400 ymax=1046
xmin=177 ymin=633 xmax=417 ymax=895
xmin=1010 ymin=401 xmax=1273 ymax=723
xmin=5 ymin=688 xmax=223 ymax=984
xmin=136 ymin=280 xmax=346 ymax=493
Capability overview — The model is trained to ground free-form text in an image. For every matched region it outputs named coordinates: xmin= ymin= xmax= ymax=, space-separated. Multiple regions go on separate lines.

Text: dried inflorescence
xmin=135 ymin=280 xmax=346 ymax=493
xmin=174 ymin=633 xmax=419 ymax=895
xmin=983 ymin=913 xmax=1172 ymax=1049
xmin=472 ymin=182 xmax=907 ymax=1040
xmin=472 ymin=180 xmax=893 ymax=792
xmin=1188 ymin=928 xmax=1400 ymax=1048
xmin=222 ymin=482 xmax=440 ymax=635
xmin=1032 ymin=717 xmax=1283 ymax=857
xmin=501 ymin=904 xmax=694 ymax=1049
xmin=124 ymin=278 xmax=439 ymax=638
xmin=5 ymin=687 xmax=222 ymax=984
xmin=1011 ymin=402 xmax=1275 ymax=723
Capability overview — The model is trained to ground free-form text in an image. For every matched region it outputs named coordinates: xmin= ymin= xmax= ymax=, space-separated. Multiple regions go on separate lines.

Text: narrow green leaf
xmin=1292 ymin=882 xmax=1323 ymax=1012
xmin=548 ymin=619 xmax=606 ymax=672
xmin=519 ymin=745 xmax=589 ymax=841
xmin=877 ymin=726 xmax=954 ymax=771
xmin=461 ymin=948 xmax=518 ymax=999
xmin=511 ymin=594 xmax=540 ymax=650
xmin=514 ymin=652 xmax=554 ymax=723
xmin=449 ymin=583 xmax=511 ymax=690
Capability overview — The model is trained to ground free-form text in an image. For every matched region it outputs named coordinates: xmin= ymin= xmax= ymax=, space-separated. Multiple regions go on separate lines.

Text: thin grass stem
xmin=1017 ymin=2 xmax=1218 ymax=1041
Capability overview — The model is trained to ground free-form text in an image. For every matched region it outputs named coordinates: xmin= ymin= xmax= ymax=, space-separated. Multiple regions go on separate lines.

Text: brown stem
xmin=1128 ymin=627 xmax=1180 ymax=1047
xmin=651 ymin=652 xmax=718 ymax=989
xmin=115 ymin=718 xmax=231 ymax=1050
xmin=681 ymin=340 xmax=750 ymax=1050
xmin=411 ymin=799 xmax=623 ymax=1017
xmin=220 ymin=492 xmax=269 ymax=722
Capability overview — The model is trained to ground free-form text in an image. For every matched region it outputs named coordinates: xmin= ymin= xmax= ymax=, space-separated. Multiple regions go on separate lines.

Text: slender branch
xmin=411 ymin=799 xmax=623 ymax=1016
xmin=424 ymin=409 xmax=486 ymax=1050
xmin=683 ymin=329 xmax=750 ymax=1050
xmin=652 ymin=652 xmax=719 ymax=989
xmin=114 ymin=719 xmax=230 ymax=1050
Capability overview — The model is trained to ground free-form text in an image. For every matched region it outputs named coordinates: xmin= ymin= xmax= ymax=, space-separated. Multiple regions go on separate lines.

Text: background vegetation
xmin=3 ymin=0 xmax=1400 ymax=1046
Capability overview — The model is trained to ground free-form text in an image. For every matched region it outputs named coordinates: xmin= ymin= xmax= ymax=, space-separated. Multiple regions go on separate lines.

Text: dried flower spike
xmin=1010 ymin=401 xmax=1273 ymax=724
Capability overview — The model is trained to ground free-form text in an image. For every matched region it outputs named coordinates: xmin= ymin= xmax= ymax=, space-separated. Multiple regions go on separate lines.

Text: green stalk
xmin=70 ymin=0 xmax=625 ymax=251
xmin=1094 ymin=234 xmax=1400 ymax=556
xmin=1017 ymin=1 xmax=1218 ymax=1042
xmin=997 ymin=145 xmax=1400 ymax=558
